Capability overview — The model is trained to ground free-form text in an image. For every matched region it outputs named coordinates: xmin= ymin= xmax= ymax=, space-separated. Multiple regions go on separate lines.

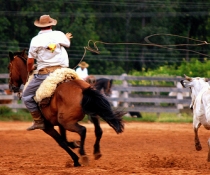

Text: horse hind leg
xmin=43 ymin=123 xmax=80 ymax=167
xmin=90 ymin=115 xmax=103 ymax=160
xmin=64 ymin=123 xmax=89 ymax=166
xmin=59 ymin=125 xmax=80 ymax=149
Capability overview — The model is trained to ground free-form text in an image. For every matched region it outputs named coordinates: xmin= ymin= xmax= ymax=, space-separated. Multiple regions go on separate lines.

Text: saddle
xmin=37 ymin=78 xmax=73 ymax=108
xmin=25 ymin=67 xmax=81 ymax=108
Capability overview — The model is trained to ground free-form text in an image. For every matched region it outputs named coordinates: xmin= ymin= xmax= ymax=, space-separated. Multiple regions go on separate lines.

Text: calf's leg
xmin=207 ymin=138 xmax=210 ymax=162
xmin=194 ymin=123 xmax=202 ymax=151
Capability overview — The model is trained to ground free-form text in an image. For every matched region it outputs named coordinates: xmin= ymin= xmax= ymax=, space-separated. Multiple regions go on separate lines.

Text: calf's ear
xmin=180 ymin=79 xmax=193 ymax=88
xmin=180 ymin=80 xmax=186 ymax=88
xmin=184 ymin=74 xmax=192 ymax=81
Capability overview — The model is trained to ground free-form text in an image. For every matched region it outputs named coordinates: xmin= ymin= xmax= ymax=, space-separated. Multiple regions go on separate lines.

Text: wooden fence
xmin=0 ymin=73 xmax=191 ymax=114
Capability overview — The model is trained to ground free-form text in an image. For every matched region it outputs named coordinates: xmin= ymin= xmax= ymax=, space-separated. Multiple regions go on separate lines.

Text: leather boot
xmin=27 ymin=110 xmax=45 ymax=131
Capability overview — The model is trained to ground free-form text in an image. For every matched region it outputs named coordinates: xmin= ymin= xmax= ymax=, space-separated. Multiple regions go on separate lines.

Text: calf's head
xmin=180 ymin=74 xmax=209 ymax=108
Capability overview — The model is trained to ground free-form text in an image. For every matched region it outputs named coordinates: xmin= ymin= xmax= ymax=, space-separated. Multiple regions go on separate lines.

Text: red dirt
xmin=1 ymin=121 xmax=210 ymax=175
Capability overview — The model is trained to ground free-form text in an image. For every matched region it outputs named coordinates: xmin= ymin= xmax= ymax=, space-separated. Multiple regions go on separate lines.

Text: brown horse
xmin=8 ymin=49 xmax=125 ymax=167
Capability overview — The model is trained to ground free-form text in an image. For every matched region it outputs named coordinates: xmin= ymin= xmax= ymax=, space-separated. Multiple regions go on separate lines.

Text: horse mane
xmin=13 ymin=51 xmax=23 ymax=56
xmin=13 ymin=49 xmax=28 ymax=59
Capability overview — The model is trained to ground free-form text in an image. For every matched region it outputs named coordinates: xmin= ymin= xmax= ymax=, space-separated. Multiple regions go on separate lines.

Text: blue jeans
xmin=22 ymin=74 xmax=49 ymax=112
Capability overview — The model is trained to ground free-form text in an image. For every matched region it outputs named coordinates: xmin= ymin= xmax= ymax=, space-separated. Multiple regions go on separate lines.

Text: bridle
xmin=8 ymin=54 xmax=27 ymax=97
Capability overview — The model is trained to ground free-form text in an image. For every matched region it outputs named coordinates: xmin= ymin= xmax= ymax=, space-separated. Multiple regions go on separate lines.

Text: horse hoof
xmin=94 ymin=153 xmax=102 ymax=160
xmin=80 ymin=155 xmax=89 ymax=166
xmin=65 ymin=160 xmax=81 ymax=167
xmin=74 ymin=162 xmax=81 ymax=167
xmin=196 ymin=145 xmax=202 ymax=151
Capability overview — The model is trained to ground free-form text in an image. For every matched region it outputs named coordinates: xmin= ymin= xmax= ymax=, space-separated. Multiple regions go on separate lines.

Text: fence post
xmin=151 ymin=79 xmax=160 ymax=117
xmin=11 ymin=92 xmax=18 ymax=112
xmin=177 ymin=81 xmax=183 ymax=110
xmin=122 ymin=73 xmax=128 ymax=108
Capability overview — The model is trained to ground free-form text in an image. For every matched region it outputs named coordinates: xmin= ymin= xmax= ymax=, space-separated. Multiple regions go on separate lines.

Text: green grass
xmin=122 ymin=112 xmax=193 ymax=123
xmin=0 ymin=106 xmax=32 ymax=121
xmin=0 ymin=106 xmax=193 ymax=123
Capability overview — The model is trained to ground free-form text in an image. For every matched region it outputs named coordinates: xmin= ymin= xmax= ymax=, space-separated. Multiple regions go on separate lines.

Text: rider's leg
xmin=27 ymin=110 xmax=45 ymax=130
xmin=22 ymin=74 xmax=48 ymax=130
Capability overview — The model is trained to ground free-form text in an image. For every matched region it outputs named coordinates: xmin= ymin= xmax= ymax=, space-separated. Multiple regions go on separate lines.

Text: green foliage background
xmin=0 ymin=0 xmax=210 ymax=77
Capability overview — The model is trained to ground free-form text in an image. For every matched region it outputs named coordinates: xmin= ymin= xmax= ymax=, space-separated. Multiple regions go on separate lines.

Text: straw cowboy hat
xmin=34 ymin=15 xmax=57 ymax=27
xmin=78 ymin=61 xmax=89 ymax=68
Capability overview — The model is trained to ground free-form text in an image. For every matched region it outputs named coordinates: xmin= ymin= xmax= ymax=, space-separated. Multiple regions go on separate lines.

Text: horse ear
xmin=9 ymin=52 xmax=14 ymax=61
xmin=21 ymin=49 xmax=26 ymax=56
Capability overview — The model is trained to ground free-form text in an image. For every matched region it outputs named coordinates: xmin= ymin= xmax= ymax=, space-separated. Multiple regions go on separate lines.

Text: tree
xmin=0 ymin=0 xmax=210 ymax=74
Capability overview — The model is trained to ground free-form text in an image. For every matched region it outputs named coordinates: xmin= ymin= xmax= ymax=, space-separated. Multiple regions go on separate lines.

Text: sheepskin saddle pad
xmin=33 ymin=68 xmax=81 ymax=105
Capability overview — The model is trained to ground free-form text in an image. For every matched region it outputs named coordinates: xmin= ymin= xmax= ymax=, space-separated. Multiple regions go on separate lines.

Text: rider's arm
xmin=27 ymin=58 xmax=35 ymax=72
xmin=57 ymin=31 xmax=72 ymax=48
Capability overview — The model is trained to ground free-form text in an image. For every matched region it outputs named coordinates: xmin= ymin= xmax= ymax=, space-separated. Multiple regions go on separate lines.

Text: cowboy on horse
xmin=22 ymin=15 xmax=73 ymax=131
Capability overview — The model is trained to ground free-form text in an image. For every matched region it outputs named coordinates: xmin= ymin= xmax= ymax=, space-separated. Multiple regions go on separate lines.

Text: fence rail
xmin=0 ymin=73 xmax=191 ymax=114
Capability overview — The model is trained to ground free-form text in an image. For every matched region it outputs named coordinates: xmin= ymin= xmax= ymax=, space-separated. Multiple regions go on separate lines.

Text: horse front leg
xmin=194 ymin=123 xmax=202 ymax=151
xmin=90 ymin=115 xmax=103 ymax=160
xmin=43 ymin=122 xmax=80 ymax=167
xmin=59 ymin=125 xmax=80 ymax=149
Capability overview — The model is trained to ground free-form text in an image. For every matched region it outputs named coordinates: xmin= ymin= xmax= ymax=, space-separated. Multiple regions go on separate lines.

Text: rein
xmin=17 ymin=54 xmax=27 ymax=63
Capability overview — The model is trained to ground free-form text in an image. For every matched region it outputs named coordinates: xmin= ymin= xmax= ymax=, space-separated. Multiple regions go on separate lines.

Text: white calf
xmin=181 ymin=75 xmax=210 ymax=161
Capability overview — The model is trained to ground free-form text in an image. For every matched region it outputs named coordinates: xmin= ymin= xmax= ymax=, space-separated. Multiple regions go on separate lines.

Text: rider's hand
xmin=66 ymin=33 xmax=73 ymax=40
xmin=33 ymin=64 xmax=37 ymax=70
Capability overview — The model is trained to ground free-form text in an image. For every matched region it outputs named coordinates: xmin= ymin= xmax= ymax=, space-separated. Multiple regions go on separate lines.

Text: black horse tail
xmin=81 ymin=87 xmax=125 ymax=134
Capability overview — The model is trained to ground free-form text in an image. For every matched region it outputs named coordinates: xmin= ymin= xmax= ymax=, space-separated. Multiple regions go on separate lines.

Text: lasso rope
xmin=74 ymin=33 xmax=210 ymax=69
xmin=144 ymin=34 xmax=209 ymax=57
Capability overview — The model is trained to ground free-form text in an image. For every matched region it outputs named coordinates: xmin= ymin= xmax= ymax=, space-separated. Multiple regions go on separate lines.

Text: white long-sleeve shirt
xmin=75 ymin=67 xmax=88 ymax=80
xmin=28 ymin=29 xmax=70 ymax=70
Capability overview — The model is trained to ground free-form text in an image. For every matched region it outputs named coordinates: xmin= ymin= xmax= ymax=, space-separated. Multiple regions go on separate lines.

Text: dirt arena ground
xmin=1 ymin=121 xmax=210 ymax=175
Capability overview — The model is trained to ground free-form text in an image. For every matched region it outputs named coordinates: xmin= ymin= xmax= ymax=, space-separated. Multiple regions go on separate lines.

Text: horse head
xmin=85 ymin=76 xmax=113 ymax=96
xmin=8 ymin=49 xmax=28 ymax=93
xmin=95 ymin=78 xmax=113 ymax=96
xmin=85 ymin=75 xmax=96 ymax=86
